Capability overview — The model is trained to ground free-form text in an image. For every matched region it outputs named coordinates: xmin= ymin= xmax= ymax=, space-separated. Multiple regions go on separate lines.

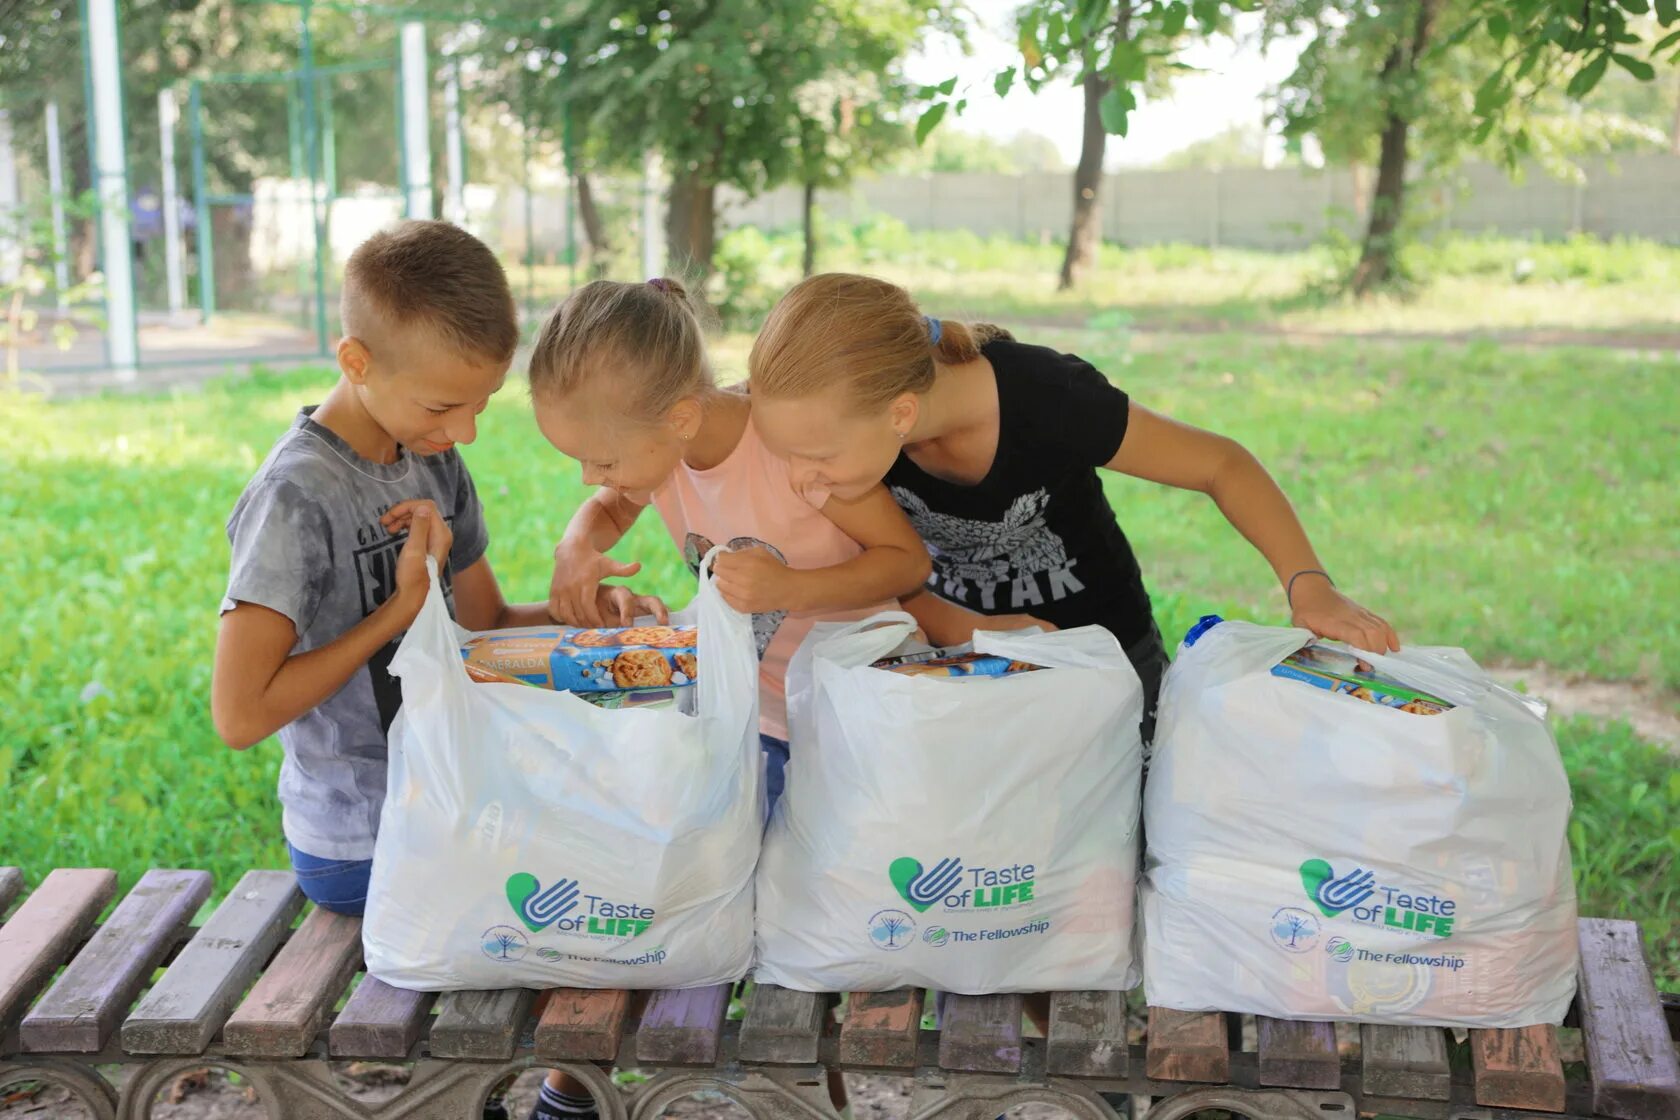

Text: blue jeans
xmin=287 ymin=843 xmax=373 ymax=917
xmin=761 ymin=734 xmax=790 ymax=821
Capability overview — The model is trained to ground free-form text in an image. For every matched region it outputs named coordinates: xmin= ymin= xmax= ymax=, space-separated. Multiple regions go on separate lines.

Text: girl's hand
xmin=1290 ymin=576 xmax=1400 ymax=653
xmin=387 ymin=501 xmax=453 ymax=624
xmin=594 ymin=584 xmax=670 ymax=627
xmin=711 ymin=546 xmax=800 ymax=614
xmin=550 ymin=539 xmax=644 ymax=628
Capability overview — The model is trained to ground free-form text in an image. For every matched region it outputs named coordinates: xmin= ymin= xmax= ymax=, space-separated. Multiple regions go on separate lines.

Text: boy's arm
xmin=709 ymin=484 xmax=932 ymax=614
xmin=901 ymin=590 xmax=1052 ymax=648
xmin=212 ymin=505 xmax=449 ymax=750
xmin=1106 ymin=401 xmax=1400 ymax=652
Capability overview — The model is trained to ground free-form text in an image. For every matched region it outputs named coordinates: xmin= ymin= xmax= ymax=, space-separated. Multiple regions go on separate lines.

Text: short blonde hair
xmin=749 ymin=273 xmax=1010 ymax=411
xmin=527 ymin=278 xmax=713 ymax=421
xmin=341 ymin=220 xmax=518 ymax=363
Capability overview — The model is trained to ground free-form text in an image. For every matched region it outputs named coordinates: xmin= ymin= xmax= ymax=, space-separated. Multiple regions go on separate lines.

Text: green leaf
xmin=1566 ymin=51 xmax=1610 ymax=99
xmin=936 ymin=76 xmax=958 ymax=97
xmin=1659 ymin=0 xmax=1679 ymax=22
xmin=1487 ymin=12 xmax=1510 ymax=40
xmin=1656 ymin=28 xmax=1680 ymax=52
xmin=1161 ymin=2 xmax=1190 ymax=39
xmin=1474 ymin=72 xmax=1511 ymax=116
xmin=1615 ymin=0 xmax=1649 ymax=12
xmin=915 ymin=102 xmax=948 ymax=145
xmin=993 ymin=67 xmax=1016 ymax=98
xmin=1098 ymin=85 xmax=1132 ymax=135
xmin=1610 ymin=51 xmax=1656 ymax=79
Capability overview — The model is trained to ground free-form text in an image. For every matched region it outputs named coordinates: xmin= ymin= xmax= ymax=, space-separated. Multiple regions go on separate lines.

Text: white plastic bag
xmin=363 ymin=550 xmax=761 ymax=990
xmin=1142 ymin=618 xmax=1578 ymax=1027
xmin=754 ymin=613 xmax=1144 ymax=994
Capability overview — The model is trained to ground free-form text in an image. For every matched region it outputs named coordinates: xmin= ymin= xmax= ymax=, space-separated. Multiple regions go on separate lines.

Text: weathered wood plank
xmin=221 ymin=907 xmax=361 ymax=1058
xmin=1360 ymin=1024 xmax=1451 ymax=1101
xmin=123 ymin=869 xmax=305 ymax=1055
xmin=0 ymin=868 xmax=22 ymax=917
xmin=1577 ymin=917 xmax=1680 ymax=1120
xmin=0 ymin=869 xmax=118 ymax=1033
xmin=1256 ymin=1017 xmax=1341 ymax=1090
xmin=1046 ymin=990 xmax=1129 ymax=1078
xmin=329 ymin=977 xmax=436 ymax=1059
xmin=20 ymin=869 xmax=212 ymax=1052
xmin=938 ymin=993 xmax=1023 ymax=1074
xmin=430 ymin=988 xmax=537 ymax=1060
xmin=636 ymin=984 xmax=732 ymax=1066
xmin=838 ymin=988 xmax=924 ymax=1069
xmin=1470 ymin=1026 xmax=1566 ymax=1112
xmin=1145 ymin=1008 xmax=1229 ymax=1083
xmin=535 ymin=988 xmax=633 ymax=1063
xmin=737 ymin=985 xmax=825 ymax=1065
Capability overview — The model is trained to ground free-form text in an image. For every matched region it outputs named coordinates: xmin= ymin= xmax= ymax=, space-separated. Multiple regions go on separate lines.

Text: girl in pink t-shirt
xmin=528 ymin=277 xmax=931 ymax=805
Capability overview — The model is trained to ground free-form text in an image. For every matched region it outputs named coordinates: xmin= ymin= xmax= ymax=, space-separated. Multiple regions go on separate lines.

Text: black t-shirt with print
xmin=884 ymin=337 xmax=1154 ymax=648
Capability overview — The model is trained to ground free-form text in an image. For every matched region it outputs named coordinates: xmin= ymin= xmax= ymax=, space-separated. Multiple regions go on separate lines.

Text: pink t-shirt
xmin=649 ymin=418 xmax=896 ymax=741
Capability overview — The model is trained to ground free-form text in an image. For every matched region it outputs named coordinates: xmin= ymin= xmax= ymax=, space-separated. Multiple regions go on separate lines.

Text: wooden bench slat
xmin=838 ymin=988 xmax=924 ymax=1069
xmin=1145 ymin=1008 xmax=1229 ymax=1083
xmin=123 ymin=869 xmax=306 ymax=1055
xmin=1256 ymin=1017 xmax=1340 ymax=1090
xmin=938 ymin=993 xmax=1023 ymax=1074
xmin=222 ymin=906 xmax=361 ymax=1058
xmin=1470 ymin=1025 xmax=1566 ymax=1112
xmin=1046 ymin=990 xmax=1129 ymax=1078
xmin=535 ymin=988 xmax=633 ymax=1063
xmin=1577 ymin=917 xmax=1680 ymax=1120
xmin=0 ymin=868 xmax=22 ymax=917
xmin=738 ymin=984 xmax=825 ymax=1065
xmin=1360 ymin=1024 xmax=1451 ymax=1101
xmin=636 ymin=983 xmax=732 ymax=1065
xmin=430 ymin=988 xmax=537 ymax=1060
xmin=0 ymin=869 xmax=118 ymax=1034
xmin=20 ymin=869 xmax=212 ymax=1052
xmin=329 ymin=977 xmax=436 ymax=1059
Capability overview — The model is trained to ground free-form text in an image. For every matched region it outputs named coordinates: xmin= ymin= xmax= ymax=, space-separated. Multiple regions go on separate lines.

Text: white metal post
xmin=85 ymin=0 xmax=139 ymax=379
xmin=158 ymin=90 xmax=186 ymax=316
xmin=45 ymin=101 xmax=71 ymax=310
xmin=443 ymin=58 xmax=466 ymax=227
xmin=0 ymin=108 xmax=20 ymax=286
xmin=400 ymin=22 xmax=433 ymax=220
xmin=641 ymin=149 xmax=662 ymax=279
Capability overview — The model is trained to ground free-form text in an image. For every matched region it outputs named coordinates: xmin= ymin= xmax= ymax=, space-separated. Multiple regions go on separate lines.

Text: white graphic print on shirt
xmin=891 ymin=486 xmax=1087 ymax=610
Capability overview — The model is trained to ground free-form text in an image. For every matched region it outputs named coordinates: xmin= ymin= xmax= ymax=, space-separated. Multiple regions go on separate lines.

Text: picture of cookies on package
xmin=460 ymin=624 xmax=698 ymax=694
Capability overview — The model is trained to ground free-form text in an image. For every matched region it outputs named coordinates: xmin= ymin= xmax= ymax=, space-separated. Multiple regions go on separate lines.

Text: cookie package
xmin=1272 ymin=644 xmax=1454 ymax=715
xmin=461 ymin=625 xmax=698 ymax=694
xmin=870 ymin=645 xmax=1044 ymax=679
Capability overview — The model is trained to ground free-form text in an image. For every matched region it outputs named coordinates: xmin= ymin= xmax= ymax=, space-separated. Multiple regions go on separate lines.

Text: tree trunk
xmin=1351 ymin=0 xmax=1441 ymax=298
xmin=801 ymin=179 xmax=817 ymax=278
xmin=574 ymin=172 xmax=612 ymax=280
xmin=664 ymin=170 xmax=716 ymax=280
xmin=1058 ymin=71 xmax=1112 ymax=291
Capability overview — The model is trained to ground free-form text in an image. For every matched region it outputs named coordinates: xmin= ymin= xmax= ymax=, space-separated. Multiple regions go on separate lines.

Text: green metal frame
xmin=185 ymin=15 xmax=401 ymax=356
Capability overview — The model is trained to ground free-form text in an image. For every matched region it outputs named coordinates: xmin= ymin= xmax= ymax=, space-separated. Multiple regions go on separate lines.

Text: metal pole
xmin=82 ymin=0 xmax=139 ymax=380
xmin=0 ymin=108 xmax=18 ymax=288
xmin=45 ymin=101 xmax=72 ymax=311
xmin=188 ymin=81 xmax=215 ymax=322
xmin=641 ymin=150 xmax=661 ymax=279
xmin=287 ymin=78 xmax=309 ymax=329
xmin=444 ymin=57 xmax=466 ymax=226
xmin=400 ymin=21 xmax=433 ymax=219
xmin=157 ymin=91 xmax=187 ymax=316
xmin=522 ymin=101 xmax=534 ymax=316
xmin=299 ymin=0 xmax=330 ymax=352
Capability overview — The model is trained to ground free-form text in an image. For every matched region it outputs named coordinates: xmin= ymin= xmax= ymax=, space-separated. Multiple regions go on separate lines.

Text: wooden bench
xmin=2 ymin=865 xmax=1676 ymax=1120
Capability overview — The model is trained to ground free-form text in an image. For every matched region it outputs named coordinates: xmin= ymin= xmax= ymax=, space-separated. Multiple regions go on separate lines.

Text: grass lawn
xmin=5 ymin=276 xmax=1677 ymax=989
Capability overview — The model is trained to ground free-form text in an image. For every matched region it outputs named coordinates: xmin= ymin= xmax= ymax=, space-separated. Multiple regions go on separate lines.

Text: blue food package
xmin=1271 ymin=644 xmax=1453 ymax=714
xmin=460 ymin=624 xmax=697 ymax=692
xmin=869 ymin=646 xmax=1043 ymax=679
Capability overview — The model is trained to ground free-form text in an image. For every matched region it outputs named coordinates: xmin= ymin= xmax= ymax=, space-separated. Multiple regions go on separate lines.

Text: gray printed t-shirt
xmin=221 ymin=407 xmax=488 ymax=860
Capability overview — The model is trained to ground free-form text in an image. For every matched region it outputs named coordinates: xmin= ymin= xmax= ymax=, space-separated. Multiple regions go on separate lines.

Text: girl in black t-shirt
xmin=749 ymin=273 xmax=1399 ymax=730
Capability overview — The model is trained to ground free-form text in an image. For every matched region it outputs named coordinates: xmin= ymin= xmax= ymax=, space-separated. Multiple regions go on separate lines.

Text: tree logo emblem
xmin=1270 ymin=906 xmax=1322 ymax=954
xmin=869 ymin=909 xmax=916 ymax=951
xmin=481 ymin=924 xmax=530 ymax=963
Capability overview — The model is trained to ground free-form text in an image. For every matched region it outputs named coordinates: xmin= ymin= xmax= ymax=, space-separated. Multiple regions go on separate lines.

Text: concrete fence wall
xmin=713 ymin=155 xmax=1680 ymax=249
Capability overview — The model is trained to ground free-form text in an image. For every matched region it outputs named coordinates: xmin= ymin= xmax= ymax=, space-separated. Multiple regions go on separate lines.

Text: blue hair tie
xmin=924 ymin=316 xmax=942 ymax=346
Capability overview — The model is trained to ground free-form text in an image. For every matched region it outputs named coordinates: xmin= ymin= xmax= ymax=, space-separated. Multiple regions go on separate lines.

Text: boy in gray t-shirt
xmin=214 ymin=220 xmax=554 ymax=915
